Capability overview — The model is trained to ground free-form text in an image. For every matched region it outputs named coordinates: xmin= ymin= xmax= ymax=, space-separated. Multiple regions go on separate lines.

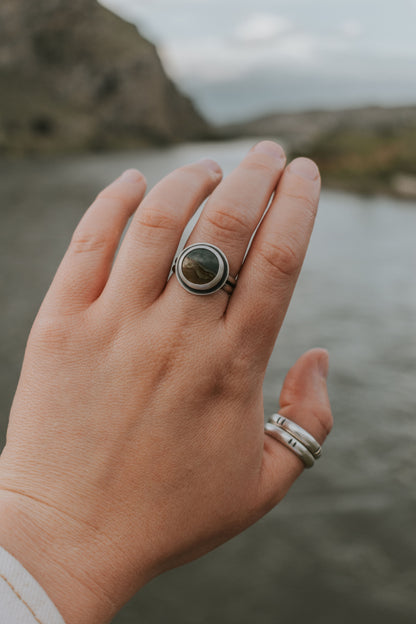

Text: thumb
xmin=257 ymin=348 xmax=333 ymax=511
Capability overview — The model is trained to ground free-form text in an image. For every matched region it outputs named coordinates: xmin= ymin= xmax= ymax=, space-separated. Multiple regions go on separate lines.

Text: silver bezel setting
xmin=175 ymin=243 xmax=230 ymax=296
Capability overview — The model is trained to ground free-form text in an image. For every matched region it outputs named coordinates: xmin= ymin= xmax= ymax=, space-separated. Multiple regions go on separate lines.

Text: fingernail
xmin=289 ymin=157 xmax=320 ymax=181
xmin=120 ymin=169 xmax=143 ymax=183
xmin=317 ymin=350 xmax=329 ymax=379
xmin=252 ymin=140 xmax=285 ymax=161
xmin=198 ymin=158 xmax=222 ymax=176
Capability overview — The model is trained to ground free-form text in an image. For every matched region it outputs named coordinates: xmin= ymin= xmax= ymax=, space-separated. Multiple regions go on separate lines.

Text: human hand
xmin=0 ymin=142 xmax=332 ymax=624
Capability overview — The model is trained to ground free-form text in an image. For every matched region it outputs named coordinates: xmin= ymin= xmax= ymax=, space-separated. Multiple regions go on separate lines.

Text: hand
xmin=0 ymin=142 xmax=332 ymax=624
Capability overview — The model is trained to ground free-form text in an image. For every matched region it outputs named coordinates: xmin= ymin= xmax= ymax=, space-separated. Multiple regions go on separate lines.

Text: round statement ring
xmin=173 ymin=243 xmax=236 ymax=296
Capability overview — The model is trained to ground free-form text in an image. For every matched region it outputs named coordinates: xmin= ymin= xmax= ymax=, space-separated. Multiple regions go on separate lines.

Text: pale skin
xmin=0 ymin=141 xmax=332 ymax=624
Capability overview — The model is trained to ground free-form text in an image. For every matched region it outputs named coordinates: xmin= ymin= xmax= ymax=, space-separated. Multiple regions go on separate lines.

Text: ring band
xmin=269 ymin=414 xmax=322 ymax=459
xmin=264 ymin=423 xmax=315 ymax=469
xmin=222 ymin=277 xmax=237 ymax=295
xmin=173 ymin=243 xmax=236 ymax=296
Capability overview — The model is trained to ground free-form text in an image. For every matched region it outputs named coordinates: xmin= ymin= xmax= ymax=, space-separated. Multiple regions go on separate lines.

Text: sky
xmin=99 ymin=0 xmax=416 ymax=123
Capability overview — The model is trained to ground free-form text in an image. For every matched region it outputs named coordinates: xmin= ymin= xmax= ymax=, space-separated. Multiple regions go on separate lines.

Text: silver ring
xmin=173 ymin=243 xmax=236 ymax=296
xmin=269 ymin=414 xmax=322 ymax=459
xmin=264 ymin=423 xmax=315 ymax=469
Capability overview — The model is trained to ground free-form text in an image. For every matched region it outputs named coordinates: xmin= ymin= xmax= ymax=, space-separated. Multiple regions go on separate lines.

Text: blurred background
xmin=1 ymin=1 xmax=416 ymax=622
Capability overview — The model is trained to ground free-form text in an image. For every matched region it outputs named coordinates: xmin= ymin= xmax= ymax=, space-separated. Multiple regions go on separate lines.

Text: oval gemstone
xmin=182 ymin=248 xmax=220 ymax=285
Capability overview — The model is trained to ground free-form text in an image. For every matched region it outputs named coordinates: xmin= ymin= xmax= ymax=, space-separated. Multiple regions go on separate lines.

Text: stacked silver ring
xmin=264 ymin=414 xmax=322 ymax=469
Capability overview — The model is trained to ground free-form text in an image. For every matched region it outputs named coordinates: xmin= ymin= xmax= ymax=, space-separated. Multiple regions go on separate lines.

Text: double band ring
xmin=264 ymin=414 xmax=322 ymax=469
xmin=269 ymin=414 xmax=322 ymax=459
xmin=173 ymin=243 xmax=236 ymax=296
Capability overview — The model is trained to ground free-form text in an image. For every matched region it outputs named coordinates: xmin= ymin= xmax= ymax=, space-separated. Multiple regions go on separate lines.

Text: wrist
xmin=0 ymin=487 xmax=147 ymax=624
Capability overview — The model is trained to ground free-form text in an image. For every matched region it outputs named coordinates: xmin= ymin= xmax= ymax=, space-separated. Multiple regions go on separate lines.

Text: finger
xmin=164 ymin=141 xmax=286 ymax=314
xmin=226 ymin=158 xmax=321 ymax=363
xmin=257 ymin=349 xmax=333 ymax=512
xmin=44 ymin=170 xmax=146 ymax=313
xmin=103 ymin=159 xmax=223 ymax=310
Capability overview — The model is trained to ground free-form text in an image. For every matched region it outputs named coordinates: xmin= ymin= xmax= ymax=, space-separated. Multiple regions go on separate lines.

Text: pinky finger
xmin=44 ymin=169 xmax=146 ymax=313
xmin=257 ymin=349 xmax=333 ymax=512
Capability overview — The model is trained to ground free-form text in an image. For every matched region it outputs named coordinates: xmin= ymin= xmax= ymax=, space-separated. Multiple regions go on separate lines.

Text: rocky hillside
xmin=0 ymin=0 xmax=211 ymax=155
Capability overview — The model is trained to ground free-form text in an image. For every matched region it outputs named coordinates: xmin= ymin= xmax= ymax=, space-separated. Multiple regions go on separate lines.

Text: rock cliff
xmin=0 ymin=0 xmax=211 ymax=154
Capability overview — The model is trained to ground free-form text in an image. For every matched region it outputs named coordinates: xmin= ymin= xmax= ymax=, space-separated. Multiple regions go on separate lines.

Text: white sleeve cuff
xmin=0 ymin=545 xmax=66 ymax=624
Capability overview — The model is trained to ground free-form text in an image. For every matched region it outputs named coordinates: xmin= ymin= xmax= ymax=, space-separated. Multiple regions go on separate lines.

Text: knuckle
xmin=203 ymin=199 xmax=251 ymax=240
xmin=135 ymin=200 xmax=180 ymax=235
xmin=70 ymin=229 xmax=110 ymax=254
xmin=257 ymin=237 xmax=301 ymax=279
xmin=281 ymin=188 xmax=318 ymax=219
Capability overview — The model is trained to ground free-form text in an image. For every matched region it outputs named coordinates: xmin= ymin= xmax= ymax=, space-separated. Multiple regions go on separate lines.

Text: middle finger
xmin=165 ymin=141 xmax=286 ymax=313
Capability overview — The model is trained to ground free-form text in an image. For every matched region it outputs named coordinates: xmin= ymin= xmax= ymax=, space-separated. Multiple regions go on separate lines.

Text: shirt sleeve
xmin=0 ymin=545 xmax=66 ymax=624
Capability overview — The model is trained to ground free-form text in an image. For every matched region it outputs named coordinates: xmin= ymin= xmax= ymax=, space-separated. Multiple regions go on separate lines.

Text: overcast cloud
xmin=99 ymin=0 xmax=416 ymax=122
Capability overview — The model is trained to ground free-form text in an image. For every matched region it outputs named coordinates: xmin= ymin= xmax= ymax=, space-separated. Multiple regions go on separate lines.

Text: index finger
xmin=225 ymin=157 xmax=321 ymax=364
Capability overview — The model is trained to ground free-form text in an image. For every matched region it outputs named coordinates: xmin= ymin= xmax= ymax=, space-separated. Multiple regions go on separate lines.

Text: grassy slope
xmin=299 ymin=125 xmax=416 ymax=196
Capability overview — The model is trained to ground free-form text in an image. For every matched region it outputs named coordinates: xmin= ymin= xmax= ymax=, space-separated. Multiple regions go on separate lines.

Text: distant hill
xmin=0 ymin=0 xmax=211 ymax=155
xmin=224 ymin=106 xmax=416 ymax=198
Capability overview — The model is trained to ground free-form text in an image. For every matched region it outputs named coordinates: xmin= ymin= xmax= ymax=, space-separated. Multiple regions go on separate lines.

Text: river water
xmin=1 ymin=140 xmax=416 ymax=623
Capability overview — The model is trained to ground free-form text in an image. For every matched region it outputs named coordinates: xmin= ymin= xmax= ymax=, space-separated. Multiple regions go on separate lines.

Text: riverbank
xmin=297 ymin=122 xmax=416 ymax=198
xmin=224 ymin=105 xmax=416 ymax=199
xmin=3 ymin=2 xmax=416 ymax=199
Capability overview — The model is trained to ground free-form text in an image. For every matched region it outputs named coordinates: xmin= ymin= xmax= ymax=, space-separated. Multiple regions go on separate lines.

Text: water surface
xmin=1 ymin=140 xmax=415 ymax=623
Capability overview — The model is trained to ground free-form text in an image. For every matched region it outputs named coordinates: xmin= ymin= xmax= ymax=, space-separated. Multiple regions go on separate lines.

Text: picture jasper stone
xmin=174 ymin=243 xmax=230 ymax=295
xmin=182 ymin=248 xmax=220 ymax=285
